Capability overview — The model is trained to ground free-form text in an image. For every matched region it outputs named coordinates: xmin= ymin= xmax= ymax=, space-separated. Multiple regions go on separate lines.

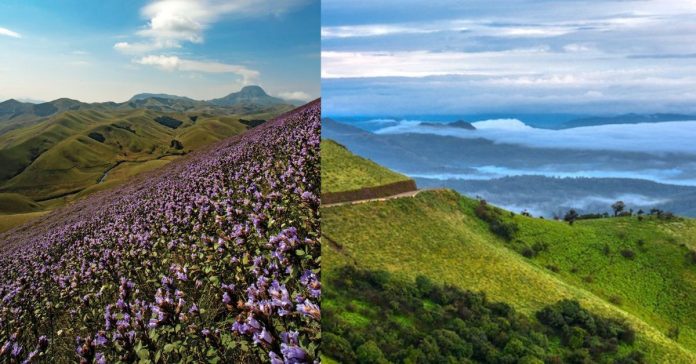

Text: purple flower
xmin=281 ymin=344 xmax=308 ymax=363
xmin=296 ymin=301 xmax=320 ymax=320
xmin=11 ymin=343 xmax=22 ymax=357
xmin=94 ymin=333 xmax=108 ymax=347
xmin=269 ymin=351 xmax=284 ymax=364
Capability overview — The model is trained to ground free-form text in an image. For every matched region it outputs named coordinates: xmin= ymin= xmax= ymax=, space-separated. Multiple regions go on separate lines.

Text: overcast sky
xmin=322 ymin=0 xmax=696 ymax=116
xmin=0 ymin=0 xmax=319 ymax=103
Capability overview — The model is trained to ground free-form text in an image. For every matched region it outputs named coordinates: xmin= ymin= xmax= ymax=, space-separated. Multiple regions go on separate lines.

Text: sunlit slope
xmin=321 ymin=139 xmax=410 ymax=193
xmin=321 ymin=144 xmax=696 ymax=362
xmin=323 ymin=191 xmax=696 ymax=362
xmin=511 ymin=212 xmax=696 ymax=349
xmin=0 ymin=109 xmax=250 ymax=200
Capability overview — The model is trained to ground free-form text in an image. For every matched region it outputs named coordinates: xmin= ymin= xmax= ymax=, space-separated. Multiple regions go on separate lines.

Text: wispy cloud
xmin=322 ymin=48 xmax=554 ymax=78
xmin=116 ymin=0 xmax=308 ymax=53
xmin=277 ymin=91 xmax=312 ymax=101
xmin=135 ymin=55 xmax=259 ymax=83
xmin=0 ymin=27 xmax=21 ymax=38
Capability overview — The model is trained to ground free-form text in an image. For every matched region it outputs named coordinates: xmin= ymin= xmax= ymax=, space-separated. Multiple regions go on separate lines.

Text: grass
xmin=0 ymin=211 xmax=48 ymax=233
xmin=0 ymin=193 xmax=40 ymax=213
xmin=322 ymin=189 xmax=696 ymax=363
xmin=0 ymin=107 xmax=286 ymax=231
xmin=321 ymin=139 xmax=410 ymax=193
xmin=509 ymin=212 xmax=696 ymax=349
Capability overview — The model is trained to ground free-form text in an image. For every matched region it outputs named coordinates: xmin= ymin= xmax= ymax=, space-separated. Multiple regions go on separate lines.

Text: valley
xmin=323 ymin=117 xmax=696 ymax=218
xmin=0 ymin=86 xmax=296 ymax=232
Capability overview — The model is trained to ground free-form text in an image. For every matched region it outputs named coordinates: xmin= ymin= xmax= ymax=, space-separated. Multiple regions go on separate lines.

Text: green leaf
xmin=163 ymin=343 xmax=176 ymax=353
xmin=137 ymin=347 xmax=150 ymax=360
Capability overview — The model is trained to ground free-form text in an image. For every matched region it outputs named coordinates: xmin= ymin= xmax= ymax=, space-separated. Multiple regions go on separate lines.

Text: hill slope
xmin=321 ymin=139 xmax=410 ymax=194
xmin=0 ymin=100 xmax=321 ymax=363
xmin=322 ymin=142 xmax=696 ymax=363
xmin=0 ymin=86 xmax=294 ymax=136
xmin=0 ymin=95 xmax=293 ymax=232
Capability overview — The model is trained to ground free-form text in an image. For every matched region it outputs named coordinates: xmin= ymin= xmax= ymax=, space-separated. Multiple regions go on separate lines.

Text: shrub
xmin=687 ymin=250 xmax=696 ymax=265
xmin=609 ymin=295 xmax=623 ymax=305
xmin=170 ymin=139 xmax=184 ymax=150
xmin=603 ymin=244 xmax=611 ymax=256
xmin=522 ymin=247 xmax=536 ymax=258
xmin=88 ymin=132 xmax=106 ymax=143
xmin=356 ymin=341 xmax=386 ymax=364
xmin=667 ymin=326 xmax=680 ymax=340
xmin=546 ymin=265 xmax=560 ymax=273
xmin=474 ymin=200 xmax=518 ymax=240
xmin=323 ymin=333 xmax=356 ymax=363
xmin=621 ymin=249 xmax=636 ymax=259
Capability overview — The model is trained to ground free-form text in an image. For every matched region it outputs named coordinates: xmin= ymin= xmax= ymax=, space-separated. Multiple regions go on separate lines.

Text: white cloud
xmin=116 ymin=0 xmax=308 ymax=53
xmin=322 ymin=48 xmax=553 ymax=79
xmin=563 ymin=43 xmax=593 ymax=53
xmin=277 ymin=91 xmax=312 ymax=101
xmin=0 ymin=27 xmax=21 ymax=38
xmin=135 ymin=55 xmax=259 ymax=83
xmin=322 ymin=22 xmax=467 ymax=39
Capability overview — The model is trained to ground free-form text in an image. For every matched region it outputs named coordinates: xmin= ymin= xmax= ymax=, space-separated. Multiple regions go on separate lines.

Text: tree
xmin=356 ymin=341 xmax=387 ymax=364
xmin=611 ymin=201 xmax=625 ymax=216
xmin=564 ymin=209 xmax=579 ymax=225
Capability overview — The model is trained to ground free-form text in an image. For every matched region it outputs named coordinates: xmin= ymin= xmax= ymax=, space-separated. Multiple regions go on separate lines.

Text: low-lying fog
xmin=324 ymin=117 xmax=696 ymax=217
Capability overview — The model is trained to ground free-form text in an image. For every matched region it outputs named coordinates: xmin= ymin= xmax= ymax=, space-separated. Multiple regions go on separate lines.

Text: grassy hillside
xmin=321 ymin=139 xmax=410 ymax=193
xmin=321 ymin=144 xmax=696 ymax=363
xmin=0 ymin=193 xmax=40 ymax=213
xmin=0 ymin=101 xmax=321 ymax=363
xmin=0 ymin=106 xmax=287 ymax=232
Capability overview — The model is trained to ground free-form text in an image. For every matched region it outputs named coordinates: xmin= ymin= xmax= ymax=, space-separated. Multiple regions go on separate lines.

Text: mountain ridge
xmin=0 ymin=85 xmax=295 ymax=136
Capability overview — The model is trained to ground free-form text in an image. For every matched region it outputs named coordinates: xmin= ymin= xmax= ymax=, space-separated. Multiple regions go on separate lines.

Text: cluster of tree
xmin=474 ymin=199 xmax=519 ymax=240
xmin=154 ymin=115 xmax=183 ymax=129
xmin=561 ymin=201 xmax=676 ymax=225
xmin=323 ymin=266 xmax=644 ymax=364
xmin=537 ymin=299 xmax=638 ymax=360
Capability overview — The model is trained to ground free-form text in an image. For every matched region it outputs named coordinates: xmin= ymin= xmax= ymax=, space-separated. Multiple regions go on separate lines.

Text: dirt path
xmin=322 ymin=188 xmax=441 ymax=208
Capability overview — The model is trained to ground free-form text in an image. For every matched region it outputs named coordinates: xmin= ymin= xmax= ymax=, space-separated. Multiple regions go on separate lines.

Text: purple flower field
xmin=0 ymin=100 xmax=321 ymax=363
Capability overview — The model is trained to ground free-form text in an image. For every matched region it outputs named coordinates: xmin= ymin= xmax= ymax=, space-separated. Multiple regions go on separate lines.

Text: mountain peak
xmin=238 ymin=85 xmax=268 ymax=96
xmin=0 ymin=99 xmax=23 ymax=106
xmin=209 ymin=85 xmax=286 ymax=107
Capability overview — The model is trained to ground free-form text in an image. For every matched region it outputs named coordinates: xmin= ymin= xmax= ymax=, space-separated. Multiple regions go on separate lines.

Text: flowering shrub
xmin=0 ymin=100 xmax=321 ymax=363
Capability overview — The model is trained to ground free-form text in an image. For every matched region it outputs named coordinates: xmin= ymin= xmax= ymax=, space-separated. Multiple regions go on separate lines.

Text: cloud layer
xmin=322 ymin=0 xmax=696 ymax=115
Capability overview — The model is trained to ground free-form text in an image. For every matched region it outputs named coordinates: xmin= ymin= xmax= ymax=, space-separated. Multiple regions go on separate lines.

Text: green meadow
xmin=0 ymin=108 xmax=283 ymax=232
xmin=321 ymin=139 xmax=410 ymax=193
xmin=321 ymin=139 xmax=696 ymax=363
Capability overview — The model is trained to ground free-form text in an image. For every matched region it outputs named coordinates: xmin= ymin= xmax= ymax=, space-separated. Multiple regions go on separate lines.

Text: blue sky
xmin=0 ymin=0 xmax=319 ymax=102
xmin=322 ymin=0 xmax=696 ymax=116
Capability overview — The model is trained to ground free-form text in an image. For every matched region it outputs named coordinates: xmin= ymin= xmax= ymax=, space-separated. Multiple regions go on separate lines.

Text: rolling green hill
xmin=0 ymin=94 xmax=293 ymax=232
xmin=0 ymin=85 xmax=295 ymax=136
xmin=321 ymin=140 xmax=696 ymax=363
xmin=321 ymin=139 xmax=411 ymax=194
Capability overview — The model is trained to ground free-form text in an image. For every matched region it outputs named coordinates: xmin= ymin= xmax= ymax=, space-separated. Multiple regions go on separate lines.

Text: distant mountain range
xmin=421 ymin=119 xmax=476 ymax=130
xmin=0 ymin=86 xmax=297 ymax=135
